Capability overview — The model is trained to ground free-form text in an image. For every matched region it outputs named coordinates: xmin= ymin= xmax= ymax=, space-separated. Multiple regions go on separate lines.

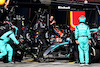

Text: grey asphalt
xmin=0 ymin=60 xmax=100 ymax=67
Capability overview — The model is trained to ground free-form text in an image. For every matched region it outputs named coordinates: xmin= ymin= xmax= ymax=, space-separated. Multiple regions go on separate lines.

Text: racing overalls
xmin=75 ymin=23 xmax=91 ymax=64
xmin=0 ymin=25 xmax=19 ymax=62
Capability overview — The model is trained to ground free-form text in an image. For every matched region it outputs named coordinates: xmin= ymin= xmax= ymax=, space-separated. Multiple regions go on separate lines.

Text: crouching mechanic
xmin=0 ymin=23 xmax=19 ymax=63
xmin=75 ymin=16 xmax=91 ymax=66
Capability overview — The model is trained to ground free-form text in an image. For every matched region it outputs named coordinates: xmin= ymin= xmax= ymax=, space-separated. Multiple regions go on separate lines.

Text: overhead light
xmin=33 ymin=0 xmax=37 ymax=2
xmin=40 ymin=0 xmax=51 ymax=5
xmin=84 ymin=0 xmax=88 ymax=4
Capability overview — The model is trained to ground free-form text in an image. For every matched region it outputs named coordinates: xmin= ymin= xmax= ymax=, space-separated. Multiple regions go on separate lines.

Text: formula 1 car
xmin=34 ymin=25 xmax=75 ymax=62
xmin=20 ymin=19 xmax=75 ymax=62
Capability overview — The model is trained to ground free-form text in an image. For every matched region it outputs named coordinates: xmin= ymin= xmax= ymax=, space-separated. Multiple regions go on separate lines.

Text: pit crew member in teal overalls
xmin=75 ymin=15 xmax=91 ymax=66
xmin=0 ymin=23 xmax=19 ymax=63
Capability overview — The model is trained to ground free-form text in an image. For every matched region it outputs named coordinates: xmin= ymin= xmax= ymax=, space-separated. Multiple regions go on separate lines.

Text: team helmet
xmin=79 ymin=15 xmax=86 ymax=23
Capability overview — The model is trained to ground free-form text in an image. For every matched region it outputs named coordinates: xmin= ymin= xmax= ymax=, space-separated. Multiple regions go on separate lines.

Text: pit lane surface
xmin=0 ymin=60 xmax=100 ymax=67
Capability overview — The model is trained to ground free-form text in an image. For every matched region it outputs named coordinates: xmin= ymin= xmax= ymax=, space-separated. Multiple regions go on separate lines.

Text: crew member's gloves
xmin=88 ymin=40 xmax=91 ymax=46
xmin=75 ymin=40 xmax=79 ymax=44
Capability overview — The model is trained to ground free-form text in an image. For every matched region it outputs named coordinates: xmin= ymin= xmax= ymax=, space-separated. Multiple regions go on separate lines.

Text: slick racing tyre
xmin=13 ymin=48 xmax=24 ymax=62
xmin=90 ymin=47 xmax=100 ymax=63
xmin=96 ymin=41 xmax=100 ymax=49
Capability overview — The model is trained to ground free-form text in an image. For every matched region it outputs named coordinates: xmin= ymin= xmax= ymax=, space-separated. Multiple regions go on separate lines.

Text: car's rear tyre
xmin=91 ymin=48 xmax=100 ymax=63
